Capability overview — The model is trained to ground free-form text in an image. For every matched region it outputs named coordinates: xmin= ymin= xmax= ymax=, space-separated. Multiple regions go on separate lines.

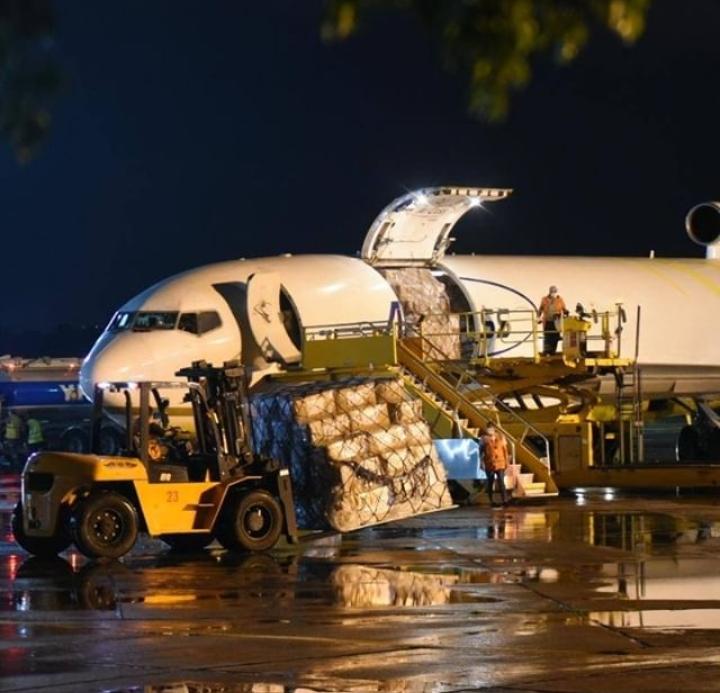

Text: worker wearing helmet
xmin=26 ymin=416 xmax=45 ymax=454
xmin=538 ymin=285 xmax=568 ymax=355
xmin=481 ymin=422 xmax=509 ymax=507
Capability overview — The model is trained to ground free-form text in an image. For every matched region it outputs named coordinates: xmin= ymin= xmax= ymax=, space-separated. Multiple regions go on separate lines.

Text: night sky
xmin=2 ymin=1 xmax=720 ymax=345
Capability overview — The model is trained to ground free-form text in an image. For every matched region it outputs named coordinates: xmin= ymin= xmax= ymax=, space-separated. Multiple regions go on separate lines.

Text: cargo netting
xmin=332 ymin=565 xmax=459 ymax=607
xmin=250 ymin=377 xmax=453 ymax=531
xmin=381 ymin=267 xmax=461 ymax=360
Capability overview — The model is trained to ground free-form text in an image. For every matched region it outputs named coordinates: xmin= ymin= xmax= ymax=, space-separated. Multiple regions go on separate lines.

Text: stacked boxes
xmin=331 ymin=565 xmax=459 ymax=607
xmin=250 ymin=377 xmax=453 ymax=531
xmin=381 ymin=267 xmax=461 ymax=360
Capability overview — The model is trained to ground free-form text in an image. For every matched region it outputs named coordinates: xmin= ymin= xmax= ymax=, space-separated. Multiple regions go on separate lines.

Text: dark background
xmin=2 ymin=1 xmax=718 ymax=356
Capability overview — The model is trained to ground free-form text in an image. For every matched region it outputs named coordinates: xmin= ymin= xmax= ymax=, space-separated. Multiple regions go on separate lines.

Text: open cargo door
xmin=246 ymin=272 xmax=302 ymax=365
xmin=361 ymin=187 xmax=512 ymax=266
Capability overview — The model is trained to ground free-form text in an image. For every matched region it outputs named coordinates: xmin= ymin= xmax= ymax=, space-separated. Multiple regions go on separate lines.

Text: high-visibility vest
xmin=27 ymin=418 xmax=44 ymax=445
xmin=482 ymin=433 xmax=508 ymax=471
xmin=5 ymin=414 xmax=21 ymax=440
xmin=539 ymin=294 xmax=567 ymax=322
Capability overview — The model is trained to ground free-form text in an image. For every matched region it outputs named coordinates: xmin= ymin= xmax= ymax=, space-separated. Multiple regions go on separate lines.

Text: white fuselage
xmin=80 ymin=188 xmax=720 ymax=416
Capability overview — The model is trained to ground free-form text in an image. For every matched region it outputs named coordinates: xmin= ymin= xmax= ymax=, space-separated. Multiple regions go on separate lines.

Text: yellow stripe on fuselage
xmin=658 ymin=259 xmax=720 ymax=297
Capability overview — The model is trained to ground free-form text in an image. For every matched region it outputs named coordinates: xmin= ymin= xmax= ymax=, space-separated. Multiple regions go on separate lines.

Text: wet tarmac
xmin=4 ymin=481 xmax=720 ymax=691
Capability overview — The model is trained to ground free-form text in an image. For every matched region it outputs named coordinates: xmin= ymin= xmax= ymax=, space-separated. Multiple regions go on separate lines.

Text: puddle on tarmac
xmin=4 ymin=554 xmax=506 ymax=613
xmin=592 ymin=556 xmax=720 ymax=602
xmin=7 ymin=501 xmax=720 ymax=625
xmin=591 ymin=609 xmax=720 ymax=630
xmin=109 ymin=682 xmax=444 ymax=693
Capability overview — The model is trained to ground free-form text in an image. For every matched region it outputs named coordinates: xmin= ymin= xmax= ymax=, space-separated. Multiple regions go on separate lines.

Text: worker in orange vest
xmin=537 ymin=285 xmax=568 ymax=356
xmin=481 ymin=422 xmax=509 ymax=507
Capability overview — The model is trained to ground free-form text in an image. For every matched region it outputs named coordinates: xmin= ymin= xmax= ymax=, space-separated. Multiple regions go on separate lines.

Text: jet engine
xmin=686 ymin=201 xmax=720 ymax=257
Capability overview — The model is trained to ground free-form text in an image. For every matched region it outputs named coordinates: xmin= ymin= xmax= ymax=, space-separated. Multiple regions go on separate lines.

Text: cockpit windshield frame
xmin=108 ymin=311 xmax=180 ymax=332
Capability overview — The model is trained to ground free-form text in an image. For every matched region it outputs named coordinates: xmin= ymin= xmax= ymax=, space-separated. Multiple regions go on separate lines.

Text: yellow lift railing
xmin=412 ymin=306 xmax=628 ymax=367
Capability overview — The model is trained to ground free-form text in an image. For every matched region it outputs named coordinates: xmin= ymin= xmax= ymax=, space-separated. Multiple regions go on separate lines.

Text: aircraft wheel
xmin=160 ymin=533 xmax=213 ymax=553
xmin=677 ymin=425 xmax=702 ymax=462
xmin=99 ymin=426 xmax=124 ymax=456
xmin=71 ymin=492 xmax=139 ymax=560
xmin=61 ymin=428 xmax=89 ymax=454
xmin=216 ymin=490 xmax=283 ymax=553
xmin=709 ymin=429 xmax=720 ymax=462
xmin=11 ymin=502 xmax=72 ymax=557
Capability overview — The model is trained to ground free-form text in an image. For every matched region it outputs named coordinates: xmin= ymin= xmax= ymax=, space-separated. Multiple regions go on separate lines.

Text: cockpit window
xmin=198 ymin=311 xmax=222 ymax=334
xmin=133 ymin=312 xmax=179 ymax=331
xmin=107 ymin=310 xmax=218 ymax=334
xmin=178 ymin=313 xmax=198 ymax=334
xmin=108 ymin=311 xmax=136 ymax=332
xmin=179 ymin=311 xmax=222 ymax=336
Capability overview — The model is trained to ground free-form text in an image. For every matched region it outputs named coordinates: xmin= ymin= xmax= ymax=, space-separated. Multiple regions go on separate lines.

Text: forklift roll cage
xmin=89 ymin=366 xmax=255 ymax=481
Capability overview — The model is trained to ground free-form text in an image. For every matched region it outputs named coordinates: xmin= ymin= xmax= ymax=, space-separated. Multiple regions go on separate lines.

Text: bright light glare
xmin=414 ymin=192 xmax=428 ymax=205
xmin=469 ymin=197 xmax=483 ymax=208
xmin=97 ymin=381 xmax=111 ymax=390
xmin=127 ymin=382 xmax=138 ymax=390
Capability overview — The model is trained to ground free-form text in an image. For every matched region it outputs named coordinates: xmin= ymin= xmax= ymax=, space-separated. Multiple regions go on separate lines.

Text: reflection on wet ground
xmin=4 ymin=489 xmax=720 ymax=690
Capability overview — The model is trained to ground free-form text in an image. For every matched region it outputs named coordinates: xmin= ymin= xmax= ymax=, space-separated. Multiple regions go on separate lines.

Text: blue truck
xmin=0 ymin=356 xmax=124 ymax=468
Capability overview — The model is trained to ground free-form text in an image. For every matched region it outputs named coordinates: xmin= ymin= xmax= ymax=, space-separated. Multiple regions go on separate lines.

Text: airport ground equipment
xmin=12 ymin=362 xmax=299 ymax=559
xmin=279 ymin=317 xmax=559 ymax=499
xmin=0 ymin=355 xmax=125 ymax=462
xmin=292 ymin=303 xmax=720 ymax=494
xmin=446 ymin=307 xmax=720 ymax=490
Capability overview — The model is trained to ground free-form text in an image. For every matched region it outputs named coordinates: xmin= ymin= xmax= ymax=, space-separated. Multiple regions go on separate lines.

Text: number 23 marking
xmin=166 ymin=490 xmax=179 ymax=503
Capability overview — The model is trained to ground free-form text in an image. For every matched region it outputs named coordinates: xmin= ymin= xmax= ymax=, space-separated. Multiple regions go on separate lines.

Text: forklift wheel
xmin=71 ymin=491 xmax=139 ymax=560
xmin=160 ymin=533 xmax=213 ymax=553
xmin=12 ymin=503 xmax=72 ymax=558
xmin=216 ymin=489 xmax=283 ymax=553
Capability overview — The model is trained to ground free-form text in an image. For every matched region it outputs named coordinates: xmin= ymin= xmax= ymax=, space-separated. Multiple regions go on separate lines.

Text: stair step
xmin=522 ymin=483 xmax=547 ymax=493
xmin=513 ymin=491 xmax=559 ymax=500
xmin=518 ymin=473 xmax=536 ymax=484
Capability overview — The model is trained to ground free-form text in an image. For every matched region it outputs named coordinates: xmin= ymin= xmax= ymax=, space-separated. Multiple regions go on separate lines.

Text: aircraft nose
xmin=80 ymin=333 xmax=140 ymax=401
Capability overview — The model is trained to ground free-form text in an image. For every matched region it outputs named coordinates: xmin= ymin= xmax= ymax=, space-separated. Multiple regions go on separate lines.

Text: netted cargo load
xmin=331 ymin=565 xmax=459 ymax=607
xmin=382 ymin=267 xmax=461 ymax=360
xmin=250 ymin=376 xmax=453 ymax=531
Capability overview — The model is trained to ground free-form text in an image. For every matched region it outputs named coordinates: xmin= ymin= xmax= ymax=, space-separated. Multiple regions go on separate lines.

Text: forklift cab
xmin=90 ymin=381 xmax=224 ymax=483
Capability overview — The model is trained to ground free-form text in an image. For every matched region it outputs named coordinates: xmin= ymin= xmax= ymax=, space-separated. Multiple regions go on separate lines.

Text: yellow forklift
xmin=12 ymin=362 xmax=298 ymax=560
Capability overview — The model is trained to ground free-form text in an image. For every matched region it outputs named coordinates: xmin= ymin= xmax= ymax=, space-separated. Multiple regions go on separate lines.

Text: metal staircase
xmin=615 ymin=363 xmax=644 ymax=463
xmin=397 ymin=340 xmax=558 ymax=498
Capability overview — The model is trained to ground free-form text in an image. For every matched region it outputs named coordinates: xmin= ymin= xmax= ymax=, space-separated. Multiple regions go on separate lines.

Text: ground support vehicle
xmin=12 ymin=362 xmax=298 ymax=559
xmin=0 ymin=355 xmax=128 ymax=467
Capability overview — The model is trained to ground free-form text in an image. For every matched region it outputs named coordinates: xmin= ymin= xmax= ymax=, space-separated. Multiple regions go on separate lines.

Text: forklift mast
xmin=176 ymin=360 xmax=257 ymax=478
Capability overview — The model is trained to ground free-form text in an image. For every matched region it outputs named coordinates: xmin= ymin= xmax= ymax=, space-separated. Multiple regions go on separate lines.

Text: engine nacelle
xmin=686 ymin=202 xmax=720 ymax=258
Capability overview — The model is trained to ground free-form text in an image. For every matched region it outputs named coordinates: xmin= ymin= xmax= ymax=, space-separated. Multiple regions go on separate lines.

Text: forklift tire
xmin=77 ymin=562 xmax=130 ymax=610
xmin=71 ymin=491 xmax=139 ymax=560
xmin=216 ymin=489 xmax=283 ymax=553
xmin=160 ymin=533 xmax=213 ymax=553
xmin=12 ymin=502 xmax=72 ymax=557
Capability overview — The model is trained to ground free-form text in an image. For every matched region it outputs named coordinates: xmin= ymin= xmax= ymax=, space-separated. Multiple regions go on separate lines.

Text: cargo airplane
xmin=79 ymin=187 xmax=720 ymax=454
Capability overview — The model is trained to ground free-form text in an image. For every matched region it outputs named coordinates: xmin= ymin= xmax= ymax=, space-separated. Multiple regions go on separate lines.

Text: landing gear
xmin=677 ymin=425 xmax=702 ymax=462
xmin=677 ymin=424 xmax=720 ymax=463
